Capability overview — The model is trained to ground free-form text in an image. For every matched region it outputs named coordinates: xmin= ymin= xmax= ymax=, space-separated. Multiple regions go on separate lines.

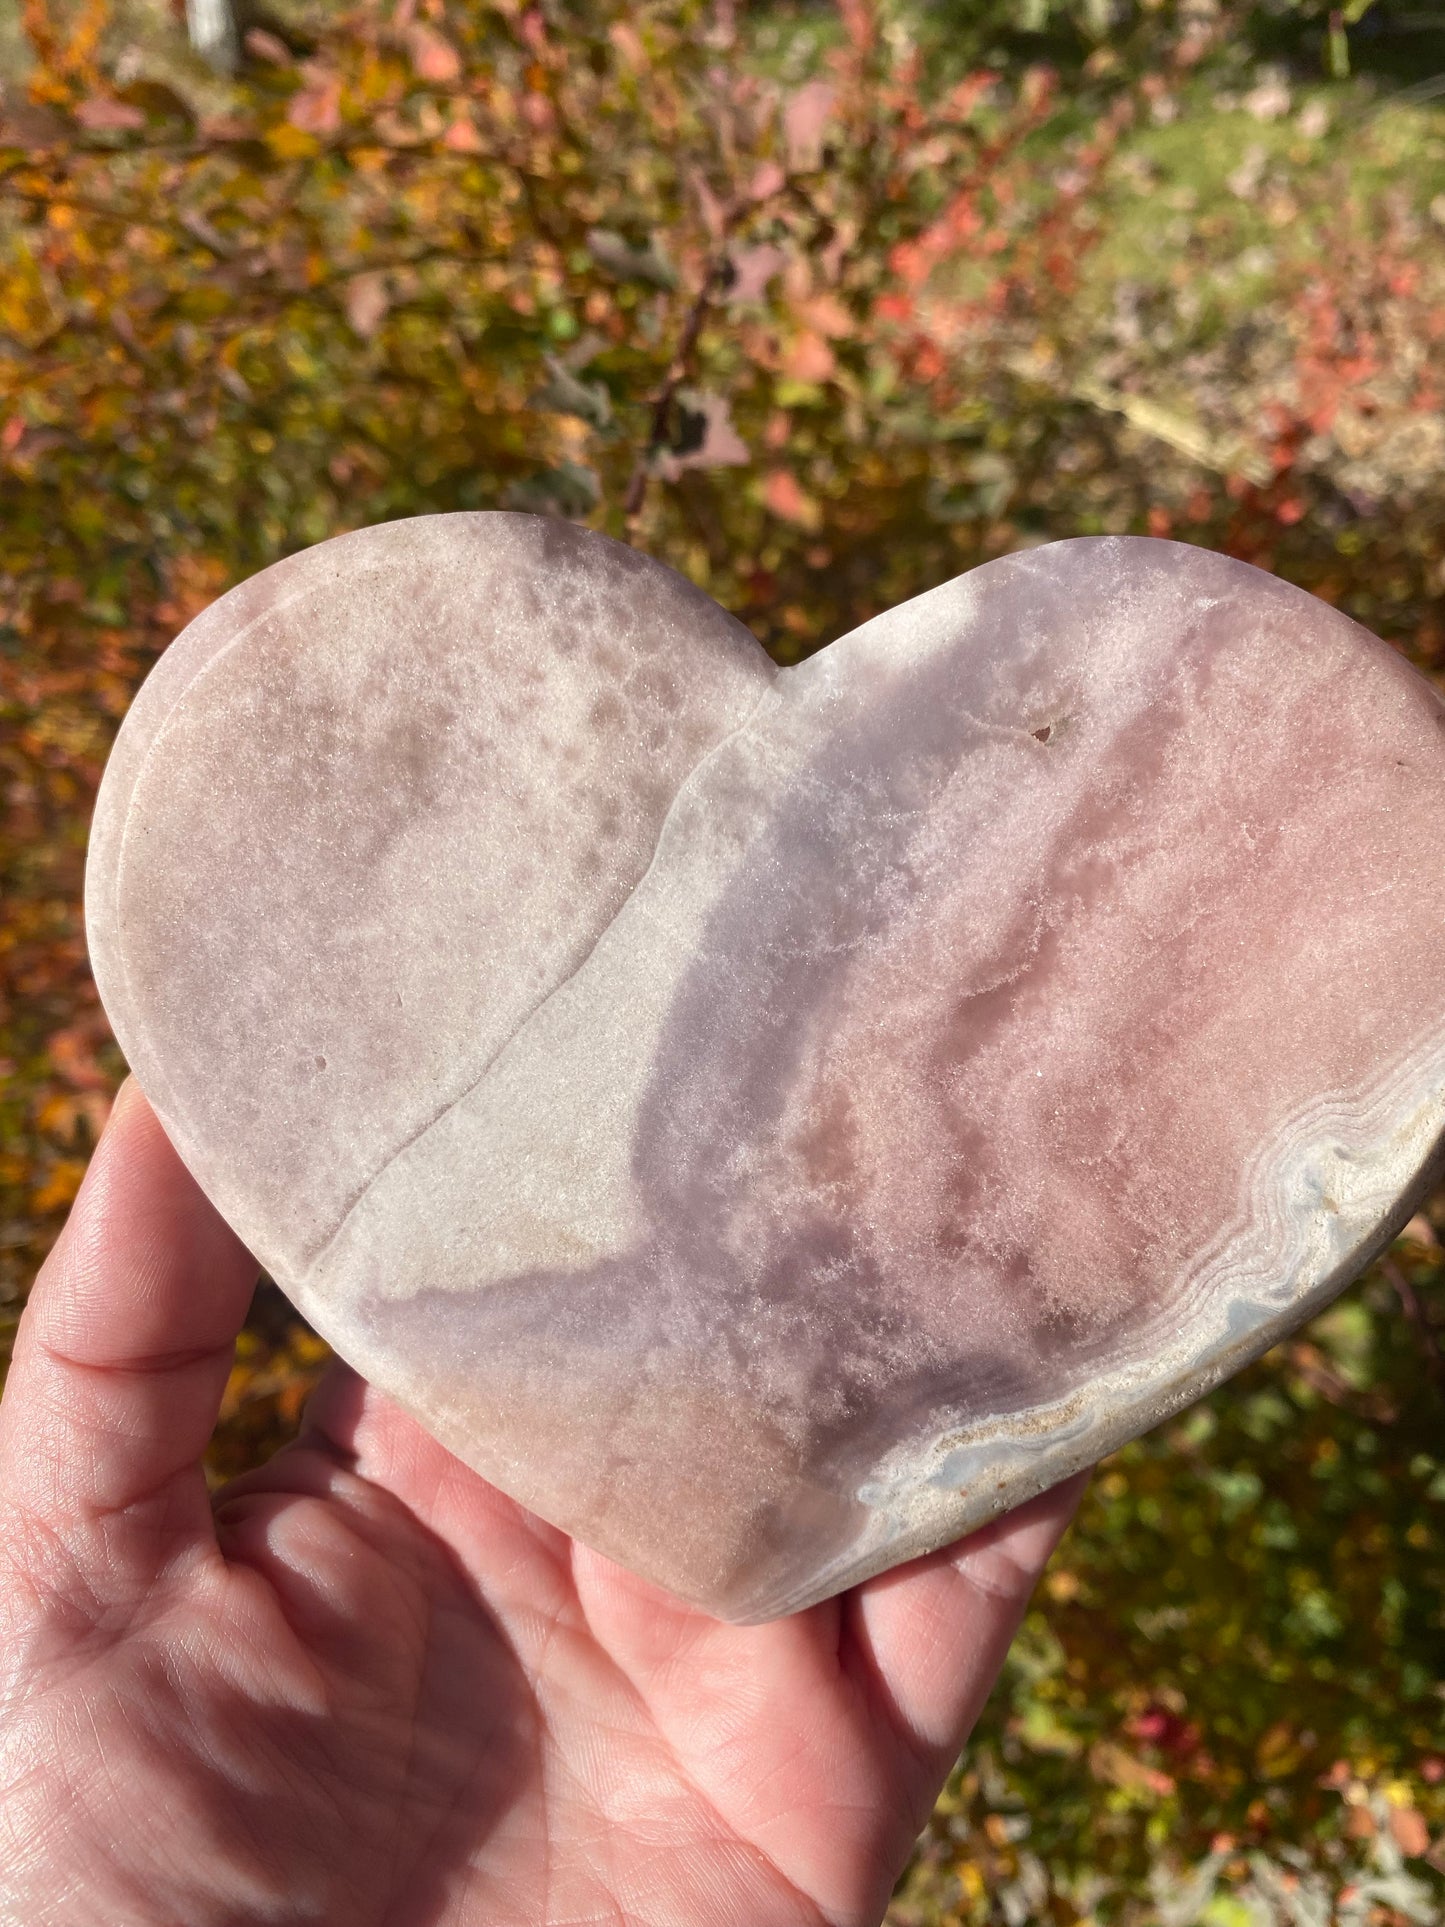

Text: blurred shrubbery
xmin=0 ymin=2 xmax=1442 ymax=1918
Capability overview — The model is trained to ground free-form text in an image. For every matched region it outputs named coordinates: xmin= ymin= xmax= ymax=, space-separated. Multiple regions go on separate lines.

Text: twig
xmin=1381 ymin=1255 xmax=1445 ymax=1396
xmin=1285 ymin=1340 xmax=1398 ymax=1427
xmin=623 ymin=250 xmax=732 ymax=524
xmin=625 ymin=238 xmax=749 ymax=525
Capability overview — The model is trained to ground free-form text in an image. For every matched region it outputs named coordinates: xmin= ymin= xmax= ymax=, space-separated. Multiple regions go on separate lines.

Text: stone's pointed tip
xmin=87 ymin=518 xmax=1445 ymax=1619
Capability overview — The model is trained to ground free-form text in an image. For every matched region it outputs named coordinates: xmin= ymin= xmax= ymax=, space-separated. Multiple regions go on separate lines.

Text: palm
xmin=0 ymin=1087 xmax=1078 ymax=1927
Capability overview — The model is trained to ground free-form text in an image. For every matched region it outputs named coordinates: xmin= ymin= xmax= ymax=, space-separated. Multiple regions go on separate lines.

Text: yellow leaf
xmin=30 ymin=1157 xmax=87 ymax=1215
xmin=1256 ymin=1720 xmax=1304 ymax=1778
xmin=267 ymin=122 xmax=320 ymax=161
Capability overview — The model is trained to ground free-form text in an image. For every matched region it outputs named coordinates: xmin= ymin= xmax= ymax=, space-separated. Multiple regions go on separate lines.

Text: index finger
xmin=0 ymin=1079 xmax=257 ymax=1602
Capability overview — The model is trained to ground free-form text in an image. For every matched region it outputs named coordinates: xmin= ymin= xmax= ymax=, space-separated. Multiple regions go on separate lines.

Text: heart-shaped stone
xmin=87 ymin=515 xmax=1445 ymax=1621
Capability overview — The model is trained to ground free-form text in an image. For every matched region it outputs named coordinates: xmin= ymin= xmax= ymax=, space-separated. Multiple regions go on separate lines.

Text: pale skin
xmin=0 ymin=1082 xmax=1081 ymax=1927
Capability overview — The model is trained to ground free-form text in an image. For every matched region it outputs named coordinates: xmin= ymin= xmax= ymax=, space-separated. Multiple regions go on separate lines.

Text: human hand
xmin=0 ymin=1082 xmax=1081 ymax=1927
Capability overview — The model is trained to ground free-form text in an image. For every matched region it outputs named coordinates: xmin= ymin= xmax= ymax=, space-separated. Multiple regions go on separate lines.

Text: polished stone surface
xmin=87 ymin=517 xmax=1445 ymax=1620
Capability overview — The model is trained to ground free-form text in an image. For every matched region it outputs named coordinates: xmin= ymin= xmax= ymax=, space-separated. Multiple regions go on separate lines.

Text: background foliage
xmin=0 ymin=1 xmax=1442 ymax=1920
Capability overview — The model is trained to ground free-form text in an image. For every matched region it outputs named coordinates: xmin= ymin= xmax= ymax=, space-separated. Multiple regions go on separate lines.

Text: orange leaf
xmin=608 ymin=21 xmax=646 ymax=69
xmin=781 ymin=331 xmax=835 ymax=383
xmin=409 ymin=26 xmax=462 ymax=85
xmin=47 ymin=1023 xmax=110 ymax=1091
xmin=443 ymin=110 xmax=483 ymax=153
xmin=763 ymin=470 xmax=821 ymax=530
xmin=1390 ymin=1807 xmax=1431 ymax=1858
xmin=31 ymin=1157 xmax=86 ymax=1216
xmin=793 ymin=293 xmax=852 ymax=339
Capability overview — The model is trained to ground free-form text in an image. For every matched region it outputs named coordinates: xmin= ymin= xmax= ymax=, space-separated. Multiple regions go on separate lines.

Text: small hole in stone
xmin=314 ymin=1054 xmax=327 ymax=1071
xmin=1031 ymin=724 xmax=1053 ymax=743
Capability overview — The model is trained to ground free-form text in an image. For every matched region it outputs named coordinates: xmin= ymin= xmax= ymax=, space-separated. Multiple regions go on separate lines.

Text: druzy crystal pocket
xmin=86 ymin=516 xmax=1445 ymax=1621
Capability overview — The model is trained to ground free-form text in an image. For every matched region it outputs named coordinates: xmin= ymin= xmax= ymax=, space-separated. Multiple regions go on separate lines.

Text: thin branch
xmin=623 ymin=228 xmax=740 ymax=526
xmin=1381 ymin=1255 xmax=1445 ymax=1397
xmin=1284 ymin=1339 xmax=1399 ymax=1427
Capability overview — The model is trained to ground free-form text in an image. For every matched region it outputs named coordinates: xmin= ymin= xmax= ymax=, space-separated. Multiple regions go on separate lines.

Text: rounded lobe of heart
xmin=88 ymin=525 xmax=1445 ymax=1622
xmin=85 ymin=514 xmax=774 ymax=1274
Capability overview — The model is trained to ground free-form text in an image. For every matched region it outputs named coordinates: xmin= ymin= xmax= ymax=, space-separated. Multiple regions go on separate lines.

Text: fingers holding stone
xmin=289 ymin=1361 xmax=578 ymax=1579
xmin=844 ymin=1474 xmax=1087 ymax=1786
xmin=0 ymin=1080 xmax=257 ymax=1593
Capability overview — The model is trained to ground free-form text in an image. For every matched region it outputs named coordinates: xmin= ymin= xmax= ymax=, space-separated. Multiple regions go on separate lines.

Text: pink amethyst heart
xmin=86 ymin=516 xmax=1445 ymax=1621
